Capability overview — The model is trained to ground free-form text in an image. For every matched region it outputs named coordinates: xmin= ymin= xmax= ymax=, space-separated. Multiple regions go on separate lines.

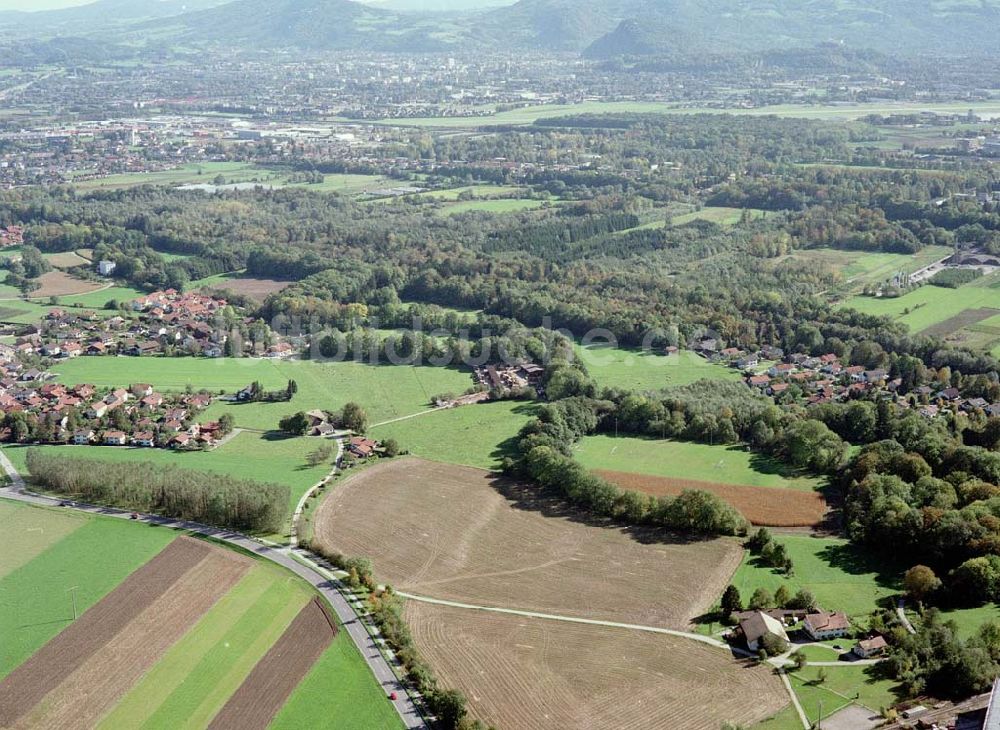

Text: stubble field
xmin=313 ymin=457 xmax=742 ymax=630
xmin=404 ymin=602 xmax=787 ymax=730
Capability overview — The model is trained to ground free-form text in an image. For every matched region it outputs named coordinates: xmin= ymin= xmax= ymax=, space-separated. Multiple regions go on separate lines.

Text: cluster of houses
xmin=31 ymin=291 xmax=230 ymax=359
xmin=0 ymin=225 xmax=23 ymax=247
xmin=474 ymin=363 xmax=544 ymax=394
xmin=732 ymin=607 xmax=888 ymax=659
xmin=0 ymin=363 xmax=221 ymax=449
xmin=695 ymin=342 xmax=1000 ymax=419
xmin=33 ymin=289 xmax=295 ymax=361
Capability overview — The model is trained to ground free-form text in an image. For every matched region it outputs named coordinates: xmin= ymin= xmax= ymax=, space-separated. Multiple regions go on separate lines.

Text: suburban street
xmin=0 ymin=449 xmax=426 ymax=730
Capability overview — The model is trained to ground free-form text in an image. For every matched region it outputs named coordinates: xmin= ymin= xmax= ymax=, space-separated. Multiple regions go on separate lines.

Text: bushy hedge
xmin=25 ymin=449 xmax=288 ymax=534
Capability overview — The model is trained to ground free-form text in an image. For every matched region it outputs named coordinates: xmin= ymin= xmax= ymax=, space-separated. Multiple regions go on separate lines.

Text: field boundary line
xmin=369 ymin=405 xmax=451 ymax=429
xmin=780 ymin=669 xmax=811 ymax=729
xmin=395 ymin=590 xmax=743 ymax=652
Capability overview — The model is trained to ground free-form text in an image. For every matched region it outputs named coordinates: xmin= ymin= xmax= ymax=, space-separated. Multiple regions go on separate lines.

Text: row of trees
xmin=300 ymin=538 xmax=486 ymax=730
xmin=26 ymin=449 xmax=288 ymax=533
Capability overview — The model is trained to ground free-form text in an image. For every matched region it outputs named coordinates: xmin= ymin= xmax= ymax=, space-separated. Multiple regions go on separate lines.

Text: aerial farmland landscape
xmin=0 ymin=0 xmax=999 ymax=729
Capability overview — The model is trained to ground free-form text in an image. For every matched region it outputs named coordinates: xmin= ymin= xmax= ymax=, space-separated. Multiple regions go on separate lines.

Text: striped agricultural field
xmin=0 ymin=502 xmax=402 ymax=730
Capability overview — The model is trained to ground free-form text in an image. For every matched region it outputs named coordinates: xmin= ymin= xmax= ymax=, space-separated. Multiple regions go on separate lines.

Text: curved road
xmin=0 ymin=450 xmax=426 ymax=730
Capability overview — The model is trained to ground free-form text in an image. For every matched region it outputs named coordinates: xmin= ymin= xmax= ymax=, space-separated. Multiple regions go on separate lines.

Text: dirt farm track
xmin=314 ymin=457 xmax=787 ymax=729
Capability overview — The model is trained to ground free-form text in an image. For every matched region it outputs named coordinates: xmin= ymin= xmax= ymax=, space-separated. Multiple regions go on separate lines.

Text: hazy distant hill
xmin=0 ymin=0 xmax=229 ymax=31
xmin=151 ymin=0 xmax=458 ymax=50
xmin=480 ymin=0 xmax=1000 ymax=55
xmin=2 ymin=0 xmax=998 ymax=57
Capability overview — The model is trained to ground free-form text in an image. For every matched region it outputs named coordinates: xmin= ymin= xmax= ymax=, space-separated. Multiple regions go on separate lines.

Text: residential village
xmin=28 ymin=289 xmax=293 ymax=360
xmin=0 ymin=356 xmax=223 ymax=450
xmin=690 ymin=336 xmax=1000 ymax=420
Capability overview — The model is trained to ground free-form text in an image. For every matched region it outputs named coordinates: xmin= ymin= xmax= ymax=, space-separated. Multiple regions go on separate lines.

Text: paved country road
xmin=0 ymin=449 xmax=426 ymax=730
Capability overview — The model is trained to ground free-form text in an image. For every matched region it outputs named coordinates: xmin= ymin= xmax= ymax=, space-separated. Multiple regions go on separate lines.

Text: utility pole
xmin=67 ymin=586 xmax=79 ymax=621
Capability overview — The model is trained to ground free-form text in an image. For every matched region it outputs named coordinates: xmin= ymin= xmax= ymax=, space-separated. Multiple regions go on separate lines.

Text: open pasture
xmin=575 ymin=345 xmax=740 ymax=392
xmin=728 ymin=535 xmax=902 ymax=620
xmin=68 ymin=163 xmax=273 ymax=192
xmin=440 ymin=198 xmax=546 ymax=215
xmin=0 ymin=500 xmax=87 ymax=580
xmin=32 ymin=284 xmax=147 ymax=310
xmin=671 ymin=206 xmax=766 ymax=227
xmin=841 ymin=271 xmax=1000 ymax=337
xmin=314 ymin=457 xmax=743 ymax=630
xmin=52 ymin=353 xmax=474 ymax=432
xmin=369 ymin=400 xmax=537 ymax=469
xmin=574 ymin=435 xmax=823 ymax=492
xmin=785 ymin=246 xmax=952 ymax=294
xmin=405 ymin=601 xmax=787 ymax=730
xmin=595 ymin=469 xmax=827 ymax=527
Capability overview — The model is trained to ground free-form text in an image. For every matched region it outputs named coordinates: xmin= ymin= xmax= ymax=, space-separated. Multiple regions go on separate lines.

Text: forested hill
xmin=479 ymin=0 xmax=1000 ymax=55
xmin=4 ymin=0 xmax=1000 ymax=57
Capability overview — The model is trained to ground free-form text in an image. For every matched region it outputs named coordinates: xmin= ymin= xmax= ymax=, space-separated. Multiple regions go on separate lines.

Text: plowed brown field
xmin=596 ymin=469 xmax=828 ymax=527
xmin=12 ymin=546 xmax=250 ymax=730
xmin=313 ymin=457 xmax=742 ymax=629
xmin=405 ymin=602 xmax=788 ymax=730
xmin=208 ymin=598 xmax=337 ymax=730
xmin=32 ymin=271 xmax=105 ymax=297
xmin=0 ymin=537 xmax=210 ymax=727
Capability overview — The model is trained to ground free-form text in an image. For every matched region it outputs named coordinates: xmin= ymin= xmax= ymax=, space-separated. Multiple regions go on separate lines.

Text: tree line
xmin=26 ymin=449 xmax=288 ymax=533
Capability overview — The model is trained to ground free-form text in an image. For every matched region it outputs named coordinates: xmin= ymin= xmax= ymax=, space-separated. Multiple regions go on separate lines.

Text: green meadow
xmin=370 ymin=400 xmax=538 ymax=470
xmin=575 ymin=345 xmax=740 ymax=392
xmin=0 ymin=504 xmax=176 ymax=679
xmin=728 ymin=535 xmax=901 ymax=620
xmin=441 ymin=198 xmax=546 ymax=215
xmin=841 ymin=271 xmax=1000 ymax=334
xmin=671 ymin=206 xmax=766 ymax=226
xmin=377 ymin=100 xmax=1000 ymax=128
xmin=574 ymin=435 xmax=822 ymax=491
xmin=0 ymin=500 xmax=87 ymax=580
xmin=270 ymin=632 xmax=404 ymax=730
xmin=786 ymin=245 xmax=952 ymax=294
xmin=787 ymin=665 xmax=900 ymax=727
xmin=752 ymin=705 xmax=803 ymax=730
